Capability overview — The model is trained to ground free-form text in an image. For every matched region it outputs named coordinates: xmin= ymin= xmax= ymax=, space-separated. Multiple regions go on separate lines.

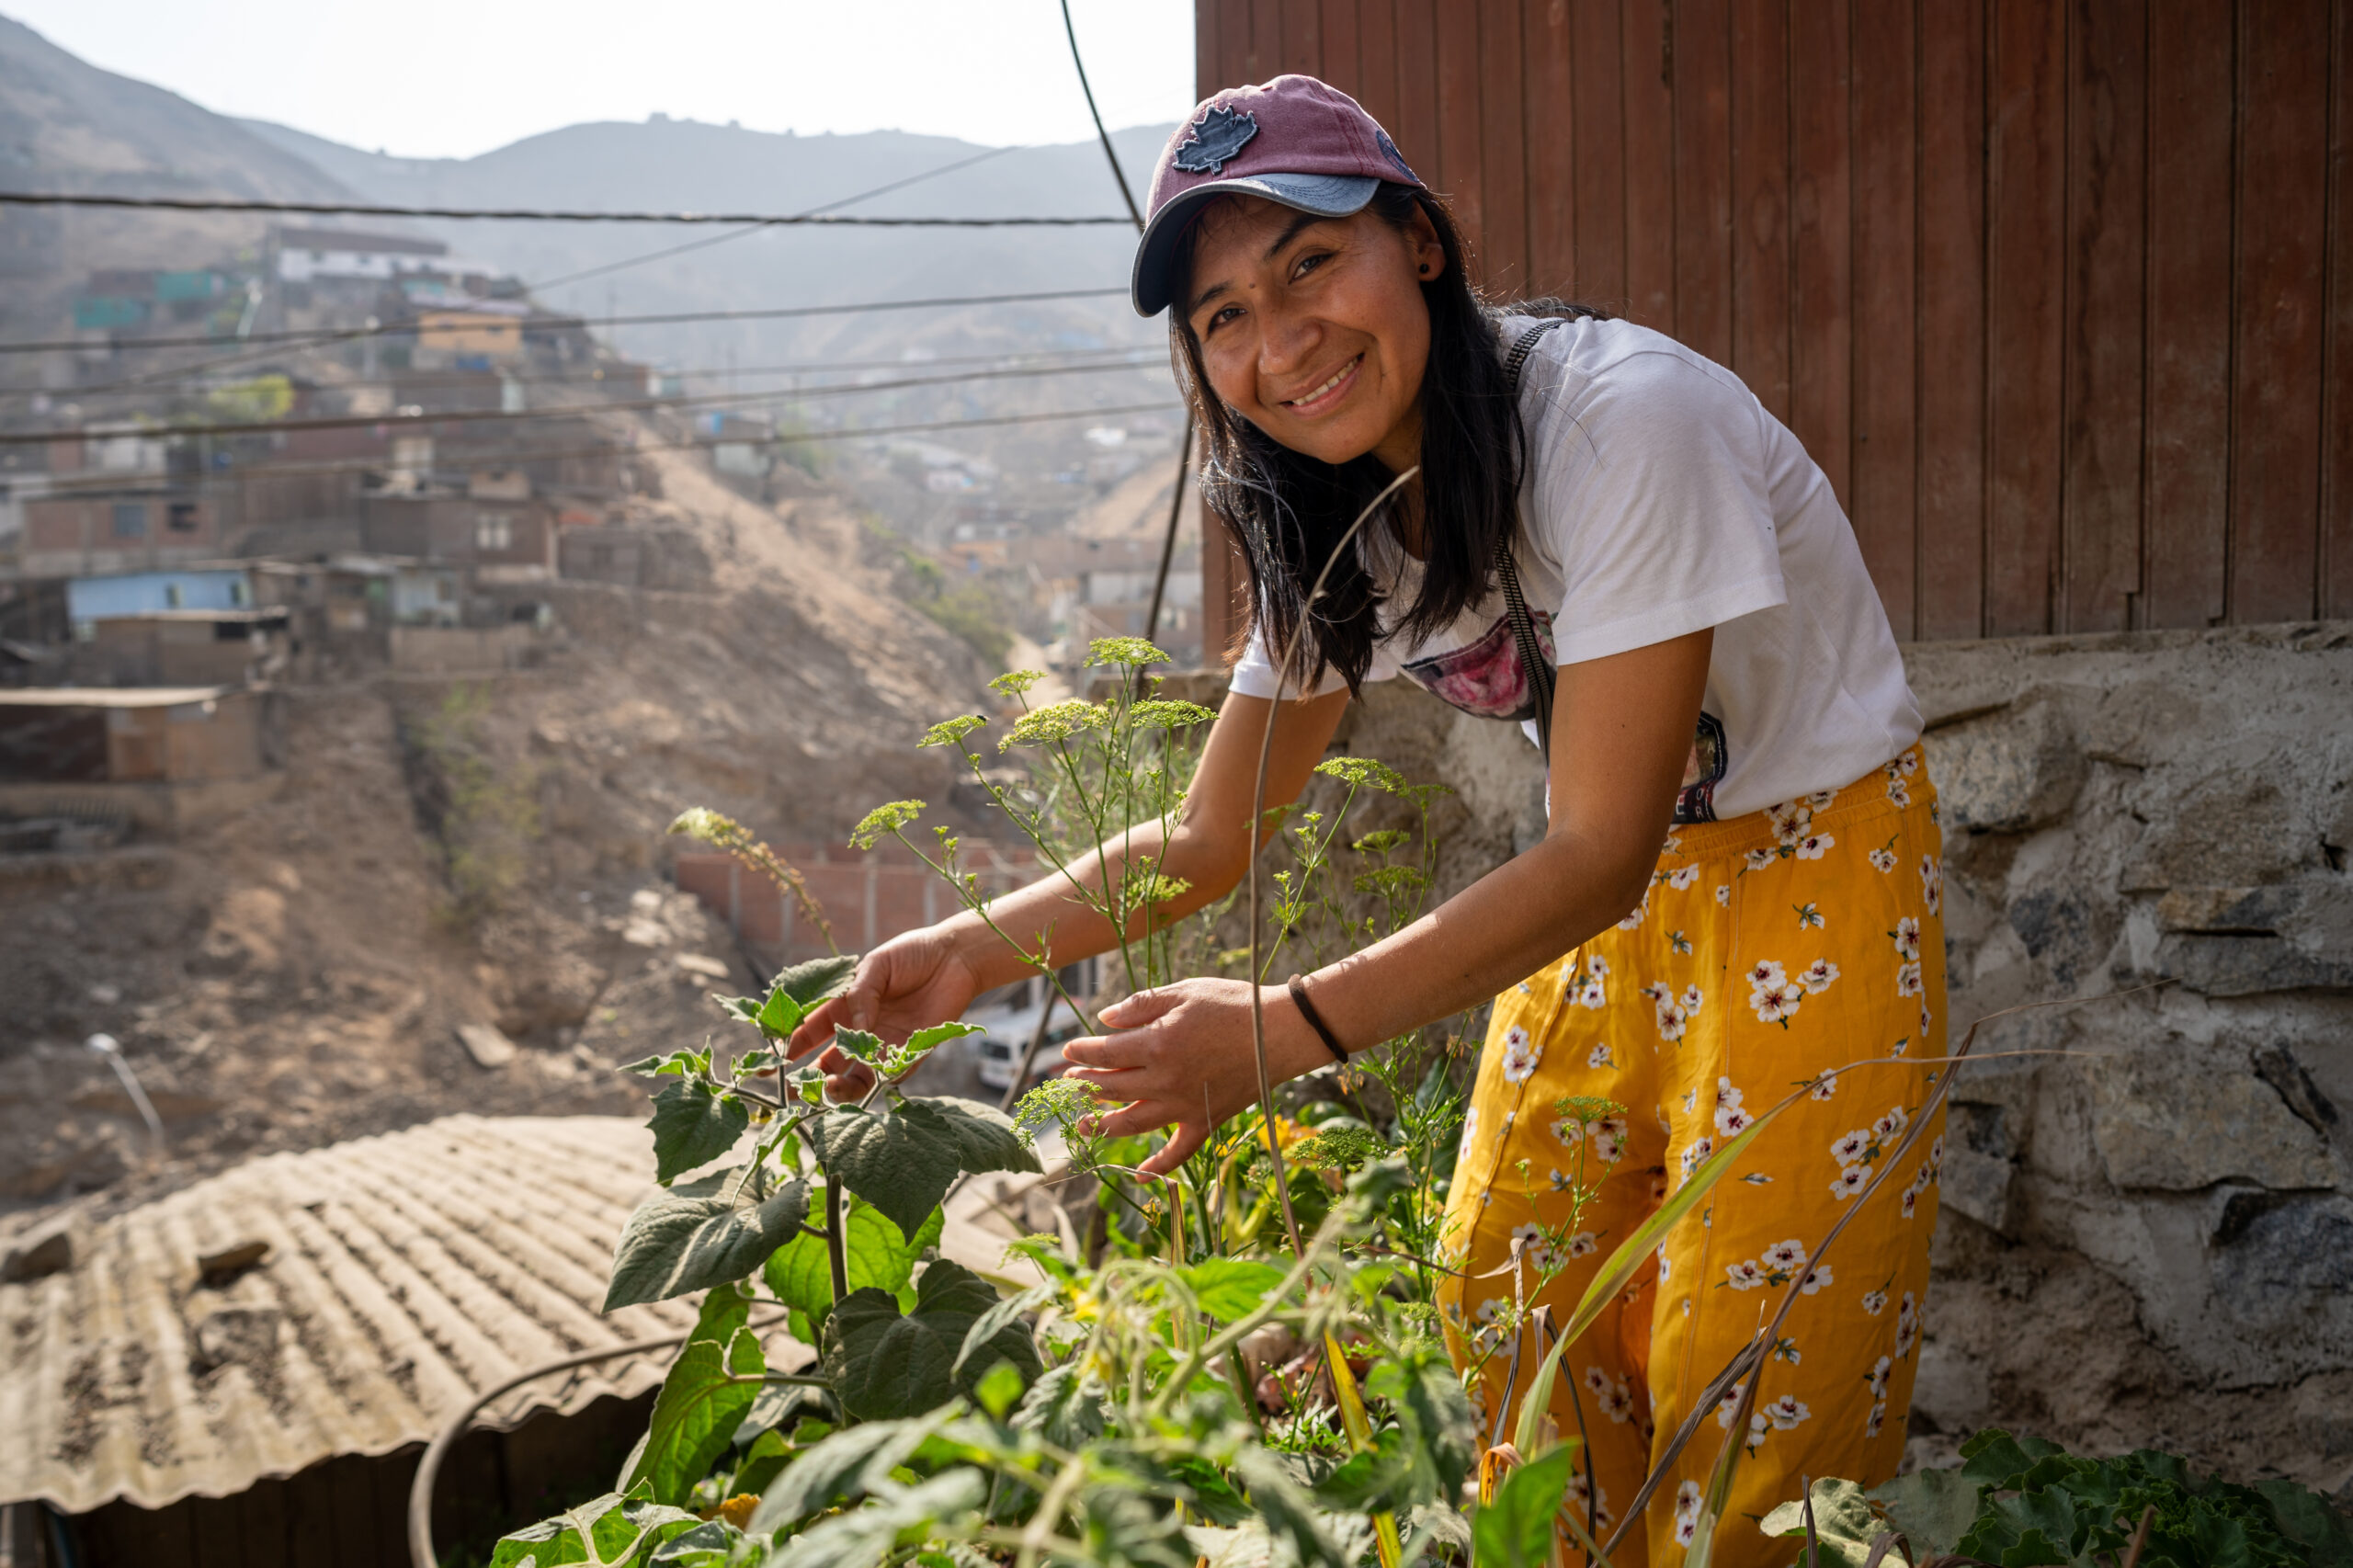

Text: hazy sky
xmin=11 ymin=0 xmax=1199 ymax=159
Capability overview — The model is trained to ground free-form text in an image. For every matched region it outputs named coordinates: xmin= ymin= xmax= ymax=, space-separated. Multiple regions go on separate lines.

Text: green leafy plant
xmin=404 ymin=683 xmax=540 ymax=921
xmin=476 ymin=639 xmax=2320 ymax=1568
xmin=1763 ymin=1431 xmax=2350 ymax=1568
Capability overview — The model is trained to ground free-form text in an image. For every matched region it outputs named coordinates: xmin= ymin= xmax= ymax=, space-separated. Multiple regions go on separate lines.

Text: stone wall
xmin=1323 ymin=622 xmax=2352 ymax=1494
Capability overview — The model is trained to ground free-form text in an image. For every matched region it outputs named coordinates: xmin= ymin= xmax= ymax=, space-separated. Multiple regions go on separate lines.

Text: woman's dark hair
xmin=1167 ymin=181 xmax=1603 ymax=694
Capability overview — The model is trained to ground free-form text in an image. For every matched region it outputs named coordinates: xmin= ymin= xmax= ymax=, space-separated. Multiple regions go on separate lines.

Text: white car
xmin=969 ymin=1001 xmax=1089 ymax=1094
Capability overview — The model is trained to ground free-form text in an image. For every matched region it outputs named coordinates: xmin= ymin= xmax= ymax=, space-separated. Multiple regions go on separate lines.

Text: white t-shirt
xmin=1228 ymin=313 xmax=1922 ymax=823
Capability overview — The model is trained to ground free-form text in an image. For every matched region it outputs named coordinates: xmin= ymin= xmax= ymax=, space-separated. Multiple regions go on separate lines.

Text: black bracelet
xmin=1286 ymin=973 xmax=1350 ymax=1065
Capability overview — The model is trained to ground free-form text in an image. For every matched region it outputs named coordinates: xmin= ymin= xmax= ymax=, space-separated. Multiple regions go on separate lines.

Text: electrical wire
xmin=1059 ymin=0 xmax=1145 ymax=233
xmin=30 ymin=400 xmax=1184 ymax=491
xmin=525 ymin=142 xmax=1025 ymax=293
xmin=10 ymin=344 xmax=1159 ymax=403
xmin=3 ymin=357 xmax=1171 ymax=448
xmin=0 ymin=190 xmax=1131 ymax=225
xmin=1055 ymin=0 xmax=1194 ymax=649
xmin=0 ymin=285 xmax=1129 ymax=357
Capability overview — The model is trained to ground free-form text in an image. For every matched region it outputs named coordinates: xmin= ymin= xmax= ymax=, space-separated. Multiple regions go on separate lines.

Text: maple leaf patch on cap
xmin=1172 ymin=105 xmax=1258 ymax=175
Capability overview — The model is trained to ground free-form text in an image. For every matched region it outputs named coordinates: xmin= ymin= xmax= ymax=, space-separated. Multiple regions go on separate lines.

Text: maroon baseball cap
xmin=1131 ymin=74 xmax=1423 ymax=317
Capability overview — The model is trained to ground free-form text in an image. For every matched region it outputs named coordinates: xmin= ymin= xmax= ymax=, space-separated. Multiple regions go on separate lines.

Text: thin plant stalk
xmin=1245 ymin=464 xmax=1419 ymax=1259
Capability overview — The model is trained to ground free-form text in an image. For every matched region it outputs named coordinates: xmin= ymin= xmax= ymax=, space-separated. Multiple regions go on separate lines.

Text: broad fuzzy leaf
xmin=2258 ymin=1478 xmax=2353 ymax=1561
xmin=732 ymin=1425 xmax=793 ymax=1500
xmin=623 ymin=1050 xmax=706 ymax=1078
xmin=766 ymin=1471 xmax=986 ymax=1568
xmin=806 ymin=1098 xmax=1040 ymax=1238
xmin=745 ymin=1417 xmax=943 ymax=1535
xmin=626 ymin=1324 xmax=765 ymax=1506
xmin=905 ymin=1020 xmax=987 ymax=1053
xmin=1010 ymin=1360 xmax=1107 ymax=1450
xmin=1233 ymin=1447 xmax=1356 ymax=1568
xmin=1367 ymin=1351 xmax=1479 ymax=1506
xmin=972 ymin=1360 xmax=1025 ymax=1418
xmin=823 ymin=1260 xmax=1041 ymax=1420
xmin=487 ymin=1489 xmax=703 ymax=1567
xmin=1073 ymin=1488 xmax=1195 ymax=1568
xmin=1313 ymin=1427 xmax=1420 ymax=1512
xmin=1869 ymin=1468 xmax=1984 ymax=1561
xmin=1472 ymin=1444 xmax=1578 ymax=1568
xmin=949 ymin=1281 xmax=1052 ymax=1381
xmin=756 ymin=987 xmax=805 ymax=1038
xmin=646 ymin=1519 xmax=747 ymax=1566
xmin=1955 ymin=1487 xmax=2082 ymax=1565
xmin=647 ymin=1078 xmax=750 ymax=1184
xmin=1959 ymin=1428 xmax=2071 ymax=1491
xmin=774 ymin=955 xmax=860 ymax=1008
xmin=604 ymin=1170 xmax=810 ymax=1311
xmin=1181 ymin=1257 xmax=1287 ymax=1324
xmin=734 ymin=1380 xmax=834 ymax=1448
xmin=763 ymin=1198 xmax=942 ymax=1324
xmin=1760 ymin=1478 xmax=1883 ymax=1566
xmin=835 ymin=1028 xmax=886 ymax=1062
xmin=879 ymin=1020 xmax=985 ymax=1079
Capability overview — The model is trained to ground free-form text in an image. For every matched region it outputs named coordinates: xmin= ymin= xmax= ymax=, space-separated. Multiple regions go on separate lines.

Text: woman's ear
xmin=1406 ymin=205 xmax=1446 ymax=282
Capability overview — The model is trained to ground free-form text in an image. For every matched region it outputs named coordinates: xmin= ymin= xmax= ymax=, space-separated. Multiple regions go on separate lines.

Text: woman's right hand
xmin=784 ymin=926 xmax=983 ymax=1101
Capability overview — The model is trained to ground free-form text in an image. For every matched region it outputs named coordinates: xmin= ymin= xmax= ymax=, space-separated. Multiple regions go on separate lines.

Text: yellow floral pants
xmin=1438 ymin=749 xmax=1949 ymax=1568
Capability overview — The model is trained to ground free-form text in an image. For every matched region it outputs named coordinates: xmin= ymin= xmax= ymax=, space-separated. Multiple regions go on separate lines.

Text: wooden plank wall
xmin=1194 ymin=0 xmax=2352 ymax=642
xmin=57 ymin=1392 xmax=654 ymax=1567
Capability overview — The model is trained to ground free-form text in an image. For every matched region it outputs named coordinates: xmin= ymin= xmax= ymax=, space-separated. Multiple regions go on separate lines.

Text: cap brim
xmin=1130 ymin=173 xmax=1381 ymax=317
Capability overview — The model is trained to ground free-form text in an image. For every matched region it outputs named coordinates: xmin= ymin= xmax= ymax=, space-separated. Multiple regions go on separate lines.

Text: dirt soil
xmin=0 ymin=450 xmax=1000 ymax=1234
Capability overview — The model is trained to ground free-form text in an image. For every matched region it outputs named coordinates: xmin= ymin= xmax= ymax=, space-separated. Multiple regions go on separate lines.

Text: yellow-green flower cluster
xmin=918 ymin=714 xmax=988 ymax=750
xmin=849 ymin=799 xmax=926 ymax=850
xmin=1086 ymin=637 xmax=1172 ymax=668
xmin=1352 ymin=864 xmax=1427 ymax=900
xmin=1011 ymin=1076 xmax=1104 ymax=1147
xmin=999 ymin=699 xmax=1109 ymax=751
xmin=1290 ymin=1126 xmax=1387 ymax=1173
xmin=1130 ymin=698 xmax=1217 ymax=732
xmin=988 ymin=669 xmax=1048 ymax=699
xmin=1314 ymin=756 xmax=1410 ymax=794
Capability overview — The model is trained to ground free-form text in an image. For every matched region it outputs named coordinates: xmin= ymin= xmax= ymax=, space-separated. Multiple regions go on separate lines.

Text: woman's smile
xmin=1279 ymin=353 xmax=1363 ymax=416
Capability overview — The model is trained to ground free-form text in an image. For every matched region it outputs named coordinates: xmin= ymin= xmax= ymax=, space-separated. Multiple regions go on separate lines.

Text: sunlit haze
xmin=6 ymin=0 xmax=1199 ymax=158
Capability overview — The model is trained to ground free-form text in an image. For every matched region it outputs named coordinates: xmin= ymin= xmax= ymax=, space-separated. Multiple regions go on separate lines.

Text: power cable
xmin=0 ymin=190 xmax=1131 ymax=225
xmin=1059 ymin=0 xmax=1145 ymax=232
xmin=526 ymin=142 xmax=1024 ymax=293
xmin=0 ymin=285 xmax=1129 ymax=357
xmin=4 ymin=358 xmax=1171 ymax=449
xmin=31 ymin=400 xmax=1184 ymax=491
xmin=1056 ymin=0 xmax=1194 ymax=651
xmin=14 ymin=344 xmax=1159 ymax=403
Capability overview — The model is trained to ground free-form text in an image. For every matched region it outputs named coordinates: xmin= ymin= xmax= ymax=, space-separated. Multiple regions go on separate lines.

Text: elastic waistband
xmin=1659 ymin=746 xmax=1933 ymax=865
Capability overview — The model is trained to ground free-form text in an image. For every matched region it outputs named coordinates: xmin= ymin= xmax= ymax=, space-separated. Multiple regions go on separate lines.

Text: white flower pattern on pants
xmin=1440 ymin=746 xmax=1948 ymax=1568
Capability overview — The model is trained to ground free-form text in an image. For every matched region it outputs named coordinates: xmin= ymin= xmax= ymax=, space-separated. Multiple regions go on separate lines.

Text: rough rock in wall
xmin=1904 ymin=623 xmax=2351 ymax=1494
xmin=1322 ymin=622 xmax=2352 ymax=1493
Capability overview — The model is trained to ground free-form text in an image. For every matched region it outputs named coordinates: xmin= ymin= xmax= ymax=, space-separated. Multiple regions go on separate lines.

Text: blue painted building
xmin=65 ymin=568 xmax=252 ymax=628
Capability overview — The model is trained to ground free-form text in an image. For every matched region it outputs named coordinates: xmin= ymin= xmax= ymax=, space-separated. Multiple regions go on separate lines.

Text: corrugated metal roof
xmin=0 ymin=1115 xmax=723 ymax=1514
xmin=0 ymin=687 xmax=234 ymax=708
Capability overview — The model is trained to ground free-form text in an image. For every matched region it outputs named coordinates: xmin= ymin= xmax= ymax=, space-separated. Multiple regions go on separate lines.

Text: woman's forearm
xmin=1295 ymin=824 xmax=1651 ymax=1051
xmin=1293 ymin=634 xmax=1713 ymax=1054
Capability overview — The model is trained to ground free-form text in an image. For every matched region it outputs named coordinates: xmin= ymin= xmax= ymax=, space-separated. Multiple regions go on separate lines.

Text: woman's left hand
xmin=1059 ymin=978 xmax=1334 ymax=1176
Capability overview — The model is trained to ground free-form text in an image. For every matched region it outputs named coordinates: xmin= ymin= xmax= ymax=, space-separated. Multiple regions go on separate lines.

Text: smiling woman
xmin=790 ymin=74 xmax=1943 ymax=1568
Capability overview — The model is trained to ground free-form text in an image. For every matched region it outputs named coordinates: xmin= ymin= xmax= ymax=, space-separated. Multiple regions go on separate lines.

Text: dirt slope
xmin=0 ymin=460 xmax=995 ymax=1232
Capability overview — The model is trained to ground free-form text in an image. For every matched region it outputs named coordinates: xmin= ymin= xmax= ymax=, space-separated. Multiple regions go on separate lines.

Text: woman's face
xmin=1182 ymin=195 xmax=1445 ymax=473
